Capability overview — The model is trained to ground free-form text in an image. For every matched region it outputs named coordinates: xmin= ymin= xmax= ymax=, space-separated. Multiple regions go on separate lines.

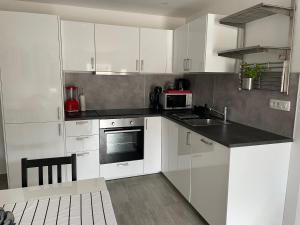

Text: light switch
xmin=269 ymin=99 xmax=291 ymax=111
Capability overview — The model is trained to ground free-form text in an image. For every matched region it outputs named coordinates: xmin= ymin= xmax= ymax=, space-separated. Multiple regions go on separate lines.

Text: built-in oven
xmin=99 ymin=117 xmax=144 ymax=164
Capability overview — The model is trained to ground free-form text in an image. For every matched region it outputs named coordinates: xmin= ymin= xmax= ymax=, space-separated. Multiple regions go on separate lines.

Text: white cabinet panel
xmin=95 ymin=24 xmax=139 ymax=73
xmin=191 ymin=135 xmax=230 ymax=225
xmin=0 ymin=11 xmax=63 ymax=123
xmin=161 ymin=118 xmax=169 ymax=175
xmin=5 ymin=122 xmax=65 ymax=188
xmin=140 ymin=28 xmax=173 ymax=73
xmin=173 ymin=14 xmax=237 ymax=74
xmin=61 ymin=21 xmax=95 ymax=72
xmin=67 ymin=151 xmax=99 ymax=181
xmin=65 ymin=120 xmax=99 ymax=137
xmin=144 ymin=117 xmax=162 ymax=174
xmin=174 ymin=126 xmax=192 ymax=201
xmin=100 ymin=160 xmax=144 ymax=180
xmin=292 ymin=0 xmax=300 ymax=72
xmin=66 ymin=135 xmax=99 ymax=153
xmin=188 ymin=16 xmax=207 ymax=73
xmin=173 ymin=24 xmax=189 ymax=74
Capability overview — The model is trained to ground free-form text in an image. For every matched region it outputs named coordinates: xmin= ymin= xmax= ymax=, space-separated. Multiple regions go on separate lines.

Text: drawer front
xmin=66 ymin=151 xmax=100 ymax=181
xmin=65 ymin=120 xmax=99 ymax=137
xmin=66 ymin=135 xmax=99 ymax=153
xmin=100 ymin=160 xmax=144 ymax=180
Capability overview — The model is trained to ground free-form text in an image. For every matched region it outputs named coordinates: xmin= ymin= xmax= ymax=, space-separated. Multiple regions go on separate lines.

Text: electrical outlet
xmin=269 ymin=99 xmax=291 ymax=111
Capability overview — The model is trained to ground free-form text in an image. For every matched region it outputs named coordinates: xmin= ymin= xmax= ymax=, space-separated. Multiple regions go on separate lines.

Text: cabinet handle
xmin=76 ymin=121 xmax=89 ymax=125
xmin=201 ymin=139 xmax=213 ymax=146
xmin=145 ymin=118 xmax=148 ymax=130
xmin=141 ymin=60 xmax=144 ymax=71
xmin=186 ymin=132 xmax=191 ymax=146
xmin=117 ymin=162 xmax=129 ymax=167
xmin=77 ymin=152 xmax=90 ymax=157
xmin=188 ymin=59 xmax=192 ymax=71
xmin=57 ymin=107 xmax=61 ymax=120
xmin=91 ymin=57 xmax=95 ymax=70
xmin=76 ymin=136 xmax=89 ymax=141
xmin=136 ymin=60 xmax=139 ymax=71
xmin=58 ymin=124 xmax=62 ymax=136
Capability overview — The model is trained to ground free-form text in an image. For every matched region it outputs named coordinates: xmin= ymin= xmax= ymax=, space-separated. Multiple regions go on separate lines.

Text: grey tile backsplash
xmin=65 ymin=72 xmax=299 ymax=137
xmin=185 ymin=73 xmax=299 ymax=138
xmin=64 ymin=73 xmax=182 ymax=110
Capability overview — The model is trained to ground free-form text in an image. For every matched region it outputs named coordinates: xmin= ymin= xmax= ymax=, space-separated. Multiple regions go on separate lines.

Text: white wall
xmin=0 ymin=0 xmax=185 ymax=29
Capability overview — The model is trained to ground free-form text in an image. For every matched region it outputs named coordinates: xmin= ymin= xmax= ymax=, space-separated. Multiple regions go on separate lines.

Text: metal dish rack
xmin=218 ymin=3 xmax=294 ymax=94
xmin=239 ymin=61 xmax=290 ymax=92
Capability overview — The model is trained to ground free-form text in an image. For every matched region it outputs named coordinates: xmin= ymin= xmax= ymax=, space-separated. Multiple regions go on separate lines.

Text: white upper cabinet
xmin=61 ymin=21 xmax=96 ymax=72
xmin=0 ymin=11 xmax=63 ymax=123
xmin=173 ymin=14 xmax=238 ymax=74
xmin=140 ymin=28 xmax=173 ymax=73
xmin=292 ymin=0 xmax=300 ymax=72
xmin=95 ymin=24 xmax=140 ymax=73
xmin=173 ymin=25 xmax=189 ymax=74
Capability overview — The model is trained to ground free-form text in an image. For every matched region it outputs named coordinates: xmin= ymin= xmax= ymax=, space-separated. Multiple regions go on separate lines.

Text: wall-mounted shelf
xmin=220 ymin=3 xmax=293 ymax=28
xmin=218 ymin=46 xmax=291 ymax=59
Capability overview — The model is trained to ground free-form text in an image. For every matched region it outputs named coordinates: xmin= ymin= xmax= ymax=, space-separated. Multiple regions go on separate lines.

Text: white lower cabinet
xmin=67 ymin=151 xmax=99 ymax=181
xmin=100 ymin=160 xmax=144 ymax=180
xmin=162 ymin=118 xmax=291 ymax=225
xmin=65 ymin=120 xmax=100 ymax=181
xmin=5 ymin=122 xmax=65 ymax=188
xmin=190 ymin=135 xmax=230 ymax=225
xmin=144 ymin=117 xmax=162 ymax=174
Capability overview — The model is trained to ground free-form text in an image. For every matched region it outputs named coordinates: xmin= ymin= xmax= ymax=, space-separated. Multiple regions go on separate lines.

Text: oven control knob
xmin=112 ymin=122 xmax=115 ymax=126
xmin=130 ymin=121 xmax=134 ymax=125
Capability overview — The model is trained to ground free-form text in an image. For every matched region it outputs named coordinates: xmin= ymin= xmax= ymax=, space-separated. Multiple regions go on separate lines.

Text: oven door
xmin=100 ymin=126 xmax=144 ymax=164
xmin=166 ymin=94 xmax=187 ymax=109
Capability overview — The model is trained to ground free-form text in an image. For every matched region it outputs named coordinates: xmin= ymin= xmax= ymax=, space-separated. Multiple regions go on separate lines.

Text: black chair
xmin=21 ymin=154 xmax=77 ymax=188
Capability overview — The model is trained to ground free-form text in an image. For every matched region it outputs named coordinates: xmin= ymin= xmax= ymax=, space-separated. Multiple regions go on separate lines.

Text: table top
xmin=0 ymin=178 xmax=118 ymax=225
xmin=0 ymin=178 xmax=107 ymax=204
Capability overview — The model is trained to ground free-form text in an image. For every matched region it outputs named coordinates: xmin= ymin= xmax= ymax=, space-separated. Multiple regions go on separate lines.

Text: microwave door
xmin=166 ymin=95 xmax=187 ymax=108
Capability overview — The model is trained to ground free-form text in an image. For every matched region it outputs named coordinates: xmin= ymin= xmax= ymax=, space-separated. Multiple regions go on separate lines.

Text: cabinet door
xmin=0 ymin=11 xmax=63 ymax=123
xmin=204 ymin=14 xmax=238 ymax=73
xmin=188 ymin=16 xmax=207 ymax=73
xmin=174 ymin=126 xmax=192 ymax=201
xmin=95 ymin=24 xmax=139 ymax=73
xmin=144 ymin=117 xmax=162 ymax=174
xmin=173 ymin=24 xmax=189 ymax=73
xmin=292 ymin=0 xmax=300 ymax=72
xmin=161 ymin=118 xmax=169 ymax=175
xmin=191 ymin=135 xmax=230 ymax=225
xmin=166 ymin=120 xmax=179 ymax=185
xmin=61 ymin=21 xmax=95 ymax=72
xmin=5 ymin=122 xmax=65 ymax=188
xmin=67 ymin=151 xmax=99 ymax=181
xmin=140 ymin=28 xmax=173 ymax=73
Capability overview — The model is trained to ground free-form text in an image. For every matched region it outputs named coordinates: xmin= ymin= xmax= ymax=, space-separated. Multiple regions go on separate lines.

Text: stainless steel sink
xmin=183 ymin=118 xmax=230 ymax=127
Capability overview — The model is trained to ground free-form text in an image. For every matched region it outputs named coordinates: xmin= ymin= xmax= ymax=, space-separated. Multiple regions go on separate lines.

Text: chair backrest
xmin=21 ymin=154 xmax=77 ymax=188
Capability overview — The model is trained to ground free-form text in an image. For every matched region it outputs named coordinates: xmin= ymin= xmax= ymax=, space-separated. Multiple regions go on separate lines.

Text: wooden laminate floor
xmin=0 ymin=174 xmax=8 ymax=190
xmin=107 ymin=173 xmax=206 ymax=225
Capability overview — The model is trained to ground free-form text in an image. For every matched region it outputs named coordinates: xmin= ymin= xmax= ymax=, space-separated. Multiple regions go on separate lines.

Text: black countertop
xmin=65 ymin=109 xmax=292 ymax=148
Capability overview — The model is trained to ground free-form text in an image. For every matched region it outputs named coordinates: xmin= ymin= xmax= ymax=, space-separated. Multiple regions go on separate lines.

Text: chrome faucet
xmin=209 ymin=106 xmax=228 ymax=123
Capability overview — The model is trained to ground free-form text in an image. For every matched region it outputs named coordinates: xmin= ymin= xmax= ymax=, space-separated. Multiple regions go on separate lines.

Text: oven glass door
xmin=100 ymin=126 xmax=144 ymax=164
xmin=166 ymin=95 xmax=187 ymax=108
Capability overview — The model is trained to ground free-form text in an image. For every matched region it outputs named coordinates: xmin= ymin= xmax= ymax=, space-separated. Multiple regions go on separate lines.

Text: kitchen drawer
xmin=67 ymin=151 xmax=100 ymax=181
xmin=65 ymin=120 xmax=99 ymax=137
xmin=100 ymin=160 xmax=144 ymax=180
xmin=66 ymin=135 xmax=99 ymax=153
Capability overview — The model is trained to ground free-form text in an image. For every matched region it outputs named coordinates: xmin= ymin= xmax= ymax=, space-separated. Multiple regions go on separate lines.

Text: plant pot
xmin=242 ymin=77 xmax=254 ymax=90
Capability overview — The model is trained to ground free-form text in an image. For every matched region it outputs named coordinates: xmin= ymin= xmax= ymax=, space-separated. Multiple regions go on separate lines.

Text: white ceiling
xmin=18 ymin=0 xmax=208 ymax=17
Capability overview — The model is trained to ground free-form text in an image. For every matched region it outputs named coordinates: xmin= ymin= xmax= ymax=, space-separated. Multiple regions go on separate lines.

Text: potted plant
xmin=241 ymin=63 xmax=263 ymax=90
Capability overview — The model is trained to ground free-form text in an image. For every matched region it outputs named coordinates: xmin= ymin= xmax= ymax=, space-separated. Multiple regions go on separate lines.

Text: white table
xmin=0 ymin=178 xmax=118 ymax=225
